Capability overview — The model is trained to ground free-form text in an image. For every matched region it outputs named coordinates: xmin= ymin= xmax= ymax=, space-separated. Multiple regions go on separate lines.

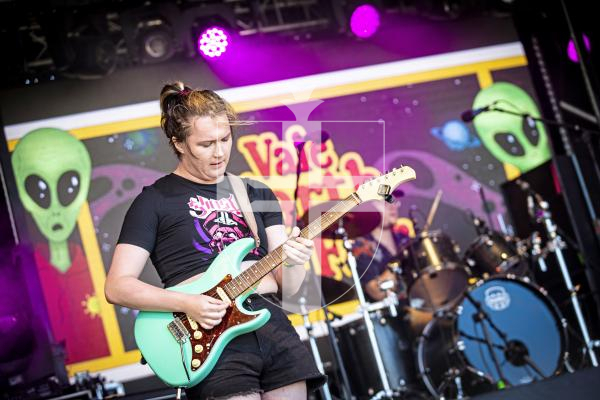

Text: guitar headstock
xmin=355 ymin=166 xmax=416 ymax=203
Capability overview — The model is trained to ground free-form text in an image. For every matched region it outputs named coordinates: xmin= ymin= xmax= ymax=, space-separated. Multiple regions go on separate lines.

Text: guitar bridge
xmin=168 ymin=317 xmax=189 ymax=344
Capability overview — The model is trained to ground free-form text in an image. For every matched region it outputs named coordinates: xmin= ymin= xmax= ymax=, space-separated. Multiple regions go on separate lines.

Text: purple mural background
xmin=80 ymin=66 xmax=538 ymax=351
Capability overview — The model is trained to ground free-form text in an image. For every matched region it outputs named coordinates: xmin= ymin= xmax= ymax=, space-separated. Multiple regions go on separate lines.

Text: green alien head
xmin=11 ymin=128 xmax=91 ymax=272
xmin=472 ymin=82 xmax=551 ymax=173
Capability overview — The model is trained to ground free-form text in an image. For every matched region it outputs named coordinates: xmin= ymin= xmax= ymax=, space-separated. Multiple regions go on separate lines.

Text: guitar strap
xmin=226 ymin=173 xmax=261 ymax=249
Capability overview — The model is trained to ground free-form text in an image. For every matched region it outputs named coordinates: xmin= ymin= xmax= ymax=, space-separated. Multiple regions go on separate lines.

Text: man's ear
xmin=172 ymin=137 xmax=185 ymax=155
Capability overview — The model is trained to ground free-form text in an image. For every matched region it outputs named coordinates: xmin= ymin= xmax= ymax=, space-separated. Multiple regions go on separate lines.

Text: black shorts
xmin=185 ymin=293 xmax=326 ymax=399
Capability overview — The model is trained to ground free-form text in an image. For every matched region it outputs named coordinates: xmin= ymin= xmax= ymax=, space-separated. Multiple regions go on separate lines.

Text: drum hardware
xmin=464 ymin=291 xmax=512 ymax=387
xmin=522 ymin=180 xmax=600 ymax=367
xmin=463 ymin=291 xmax=548 ymax=384
xmin=292 ymin=257 xmax=354 ymax=400
xmin=417 ymin=276 xmax=567 ymax=399
xmin=341 ymin=219 xmax=396 ymax=399
xmin=468 ymin=210 xmax=487 ymax=236
xmin=377 ymin=280 xmax=399 ymax=318
xmin=299 ymin=296 xmax=334 ymax=400
xmin=529 ymin=231 xmax=548 ymax=272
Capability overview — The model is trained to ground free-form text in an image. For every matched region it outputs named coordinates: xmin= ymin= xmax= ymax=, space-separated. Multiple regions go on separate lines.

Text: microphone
xmin=461 ymin=101 xmax=498 ymax=122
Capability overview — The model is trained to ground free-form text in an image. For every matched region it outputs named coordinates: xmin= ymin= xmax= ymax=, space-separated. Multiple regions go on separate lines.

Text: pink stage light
xmin=197 ymin=27 xmax=230 ymax=58
xmin=350 ymin=4 xmax=380 ymax=39
xmin=567 ymin=34 xmax=591 ymax=63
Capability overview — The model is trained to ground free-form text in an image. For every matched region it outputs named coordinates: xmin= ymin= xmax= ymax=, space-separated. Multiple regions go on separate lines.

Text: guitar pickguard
xmin=172 ymin=274 xmax=257 ymax=371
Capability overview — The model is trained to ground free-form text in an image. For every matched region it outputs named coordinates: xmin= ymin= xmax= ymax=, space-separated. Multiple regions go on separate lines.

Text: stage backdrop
xmin=3 ymin=42 xmax=552 ymax=375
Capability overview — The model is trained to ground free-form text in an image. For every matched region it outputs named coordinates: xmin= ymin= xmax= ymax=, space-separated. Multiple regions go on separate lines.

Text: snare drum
xmin=400 ymin=230 xmax=470 ymax=312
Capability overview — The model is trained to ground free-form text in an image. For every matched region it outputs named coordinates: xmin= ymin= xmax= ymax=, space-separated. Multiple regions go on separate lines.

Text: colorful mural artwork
xmin=431 ymin=119 xmax=481 ymax=151
xmin=11 ymin=128 xmax=110 ymax=365
xmin=4 ymin=48 xmax=554 ymax=374
xmin=237 ymin=126 xmax=381 ymax=284
xmin=472 ymin=82 xmax=552 ymax=173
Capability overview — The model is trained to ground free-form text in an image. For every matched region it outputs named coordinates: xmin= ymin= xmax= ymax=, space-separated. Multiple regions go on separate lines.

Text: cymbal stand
xmin=532 ymin=193 xmax=599 ymax=367
xmin=299 ymin=296 xmax=333 ymax=400
xmin=337 ymin=221 xmax=394 ymax=399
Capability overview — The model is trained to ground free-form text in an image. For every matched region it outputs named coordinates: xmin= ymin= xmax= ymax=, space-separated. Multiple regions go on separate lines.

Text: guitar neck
xmin=223 ymin=193 xmax=361 ymax=299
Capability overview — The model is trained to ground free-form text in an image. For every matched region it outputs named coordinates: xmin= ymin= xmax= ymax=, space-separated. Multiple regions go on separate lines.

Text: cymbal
xmin=299 ymin=201 xmax=382 ymax=239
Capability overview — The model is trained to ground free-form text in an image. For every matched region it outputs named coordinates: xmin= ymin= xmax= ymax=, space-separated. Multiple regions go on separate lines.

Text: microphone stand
xmin=464 ymin=291 xmax=547 ymax=384
xmin=292 ymin=141 xmax=353 ymax=400
xmin=487 ymin=106 xmax=600 ymax=137
xmin=528 ymin=190 xmax=599 ymax=367
xmin=485 ymin=105 xmax=600 ymax=242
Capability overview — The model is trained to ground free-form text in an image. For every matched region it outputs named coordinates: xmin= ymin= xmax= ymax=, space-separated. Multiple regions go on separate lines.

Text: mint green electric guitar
xmin=134 ymin=167 xmax=416 ymax=388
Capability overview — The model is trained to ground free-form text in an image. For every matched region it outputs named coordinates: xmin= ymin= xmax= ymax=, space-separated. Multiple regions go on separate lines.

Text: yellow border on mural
xmin=66 ymin=202 xmax=127 ymax=375
xmin=7 ymin=54 xmax=528 ymax=374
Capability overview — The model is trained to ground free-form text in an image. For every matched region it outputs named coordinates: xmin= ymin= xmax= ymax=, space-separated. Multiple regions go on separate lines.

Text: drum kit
xmin=299 ymin=187 xmax=599 ymax=400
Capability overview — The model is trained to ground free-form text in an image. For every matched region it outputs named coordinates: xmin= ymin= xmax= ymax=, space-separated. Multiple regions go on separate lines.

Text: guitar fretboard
xmin=223 ymin=194 xmax=360 ymax=299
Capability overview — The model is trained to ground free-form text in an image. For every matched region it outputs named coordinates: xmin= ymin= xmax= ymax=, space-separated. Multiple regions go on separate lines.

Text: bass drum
xmin=417 ymin=276 xmax=567 ymax=399
xmin=334 ymin=304 xmax=419 ymax=399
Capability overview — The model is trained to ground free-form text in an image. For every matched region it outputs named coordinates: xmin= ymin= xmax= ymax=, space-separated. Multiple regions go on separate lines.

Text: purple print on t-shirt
xmin=189 ymin=194 xmax=259 ymax=257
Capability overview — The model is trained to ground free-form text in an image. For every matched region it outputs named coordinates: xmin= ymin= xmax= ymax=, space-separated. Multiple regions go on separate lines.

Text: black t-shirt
xmin=117 ymin=173 xmax=283 ymax=288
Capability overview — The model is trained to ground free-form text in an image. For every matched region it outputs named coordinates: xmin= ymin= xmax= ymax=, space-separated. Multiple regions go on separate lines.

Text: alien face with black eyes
xmin=472 ymin=82 xmax=551 ymax=173
xmin=12 ymin=128 xmax=91 ymax=271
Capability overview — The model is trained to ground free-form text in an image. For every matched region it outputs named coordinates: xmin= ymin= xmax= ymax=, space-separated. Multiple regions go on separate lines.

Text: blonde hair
xmin=159 ymin=81 xmax=238 ymax=158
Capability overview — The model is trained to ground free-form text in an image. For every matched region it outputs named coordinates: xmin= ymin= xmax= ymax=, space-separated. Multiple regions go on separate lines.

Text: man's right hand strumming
xmin=184 ymin=294 xmax=229 ymax=330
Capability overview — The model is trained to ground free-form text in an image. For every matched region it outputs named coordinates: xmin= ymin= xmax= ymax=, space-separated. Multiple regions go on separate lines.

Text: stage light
xmin=137 ymin=20 xmax=176 ymax=64
xmin=350 ymin=4 xmax=380 ymax=39
xmin=119 ymin=3 xmax=180 ymax=65
xmin=197 ymin=26 xmax=230 ymax=59
xmin=567 ymin=34 xmax=591 ymax=63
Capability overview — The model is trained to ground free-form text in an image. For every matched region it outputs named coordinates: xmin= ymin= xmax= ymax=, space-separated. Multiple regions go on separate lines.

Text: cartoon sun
xmin=81 ymin=294 xmax=101 ymax=318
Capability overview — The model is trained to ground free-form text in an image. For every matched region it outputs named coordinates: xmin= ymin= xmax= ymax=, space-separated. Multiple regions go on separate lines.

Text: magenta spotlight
xmin=567 ymin=34 xmax=591 ymax=63
xmin=197 ymin=27 xmax=230 ymax=58
xmin=350 ymin=4 xmax=380 ymax=39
